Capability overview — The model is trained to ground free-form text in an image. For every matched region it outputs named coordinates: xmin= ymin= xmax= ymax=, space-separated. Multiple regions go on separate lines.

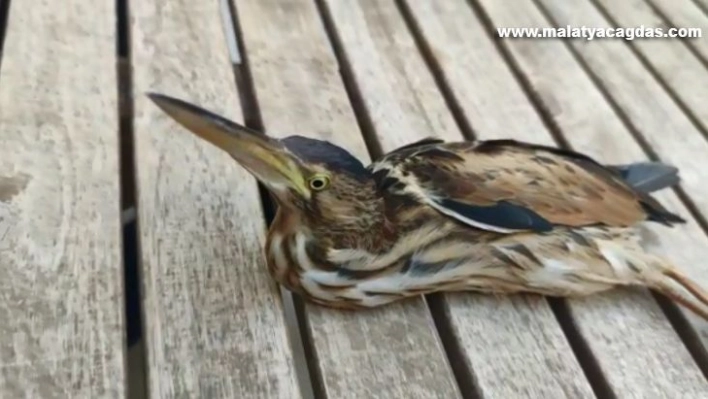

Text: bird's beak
xmin=147 ymin=93 xmax=309 ymax=198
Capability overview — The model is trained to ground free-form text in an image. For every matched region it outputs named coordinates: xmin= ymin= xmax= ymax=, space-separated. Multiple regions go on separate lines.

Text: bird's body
xmin=263 ymin=138 xmax=691 ymax=312
xmin=149 ymin=93 xmax=708 ymax=320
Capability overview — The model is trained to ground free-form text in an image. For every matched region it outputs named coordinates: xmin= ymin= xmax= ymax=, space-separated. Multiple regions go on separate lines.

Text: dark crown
xmin=282 ymin=136 xmax=369 ymax=180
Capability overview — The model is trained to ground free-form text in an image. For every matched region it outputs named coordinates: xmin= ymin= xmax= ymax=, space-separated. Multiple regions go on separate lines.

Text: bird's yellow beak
xmin=148 ymin=93 xmax=309 ymax=198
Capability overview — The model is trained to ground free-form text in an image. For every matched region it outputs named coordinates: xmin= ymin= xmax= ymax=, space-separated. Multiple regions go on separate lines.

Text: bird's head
xmin=148 ymin=93 xmax=385 ymax=244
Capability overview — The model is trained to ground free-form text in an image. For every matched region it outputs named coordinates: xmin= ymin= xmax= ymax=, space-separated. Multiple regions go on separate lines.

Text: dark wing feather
xmin=371 ymin=139 xmax=684 ymax=233
xmin=438 ymin=198 xmax=555 ymax=232
xmin=607 ymin=161 xmax=680 ymax=193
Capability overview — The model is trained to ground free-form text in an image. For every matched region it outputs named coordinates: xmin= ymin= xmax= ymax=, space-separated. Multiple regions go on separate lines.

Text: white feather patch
xmin=268 ymin=234 xmax=289 ymax=277
xmin=294 ymin=233 xmax=315 ymax=271
xmin=301 ymin=270 xmax=352 ymax=287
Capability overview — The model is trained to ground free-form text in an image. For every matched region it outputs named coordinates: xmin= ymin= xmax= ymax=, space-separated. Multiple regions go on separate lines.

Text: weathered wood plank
xmin=537 ymin=0 xmax=708 ymax=337
xmin=409 ymin=0 xmax=708 ymax=396
xmin=0 ymin=0 xmax=125 ymax=397
xmin=321 ymin=0 xmax=595 ymax=397
xmin=594 ymin=0 xmax=708 ymax=133
xmin=696 ymin=0 xmax=708 ymax=16
xmin=130 ymin=1 xmax=301 ymax=398
xmin=231 ymin=0 xmax=462 ymax=397
xmin=645 ymin=0 xmax=708 ymax=64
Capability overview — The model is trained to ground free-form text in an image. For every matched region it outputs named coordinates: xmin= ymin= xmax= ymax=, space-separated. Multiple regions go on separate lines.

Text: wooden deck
xmin=2 ymin=0 xmax=708 ymax=397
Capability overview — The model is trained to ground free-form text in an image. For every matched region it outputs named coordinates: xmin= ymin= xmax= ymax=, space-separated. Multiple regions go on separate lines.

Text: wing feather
xmin=371 ymin=139 xmax=684 ymax=233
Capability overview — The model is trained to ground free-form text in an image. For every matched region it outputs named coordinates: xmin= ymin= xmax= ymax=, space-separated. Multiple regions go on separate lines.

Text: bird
xmin=147 ymin=92 xmax=708 ymax=320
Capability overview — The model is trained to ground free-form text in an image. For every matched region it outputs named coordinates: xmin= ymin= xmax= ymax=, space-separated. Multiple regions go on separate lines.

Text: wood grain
xmin=0 ymin=0 xmax=125 ymax=397
xmin=594 ymin=0 xmax=708 ymax=133
xmin=644 ymin=0 xmax=708 ymax=64
xmin=321 ymin=0 xmax=595 ymax=397
xmin=695 ymin=0 xmax=708 ymax=17
xmin=231 ymin=0 xmax=461 ymax=397
xmin=410 ymin=0 xmax=708 ymax=396
xmin=130 ymin=1 xmax=301 ymax=398
xmin=478 ymin=0 xmax=708 ymax=393
xmin=535 ymin=0 xmax=708 ymax=220
xmin=536 ymin=0 xmax=708 ymax=341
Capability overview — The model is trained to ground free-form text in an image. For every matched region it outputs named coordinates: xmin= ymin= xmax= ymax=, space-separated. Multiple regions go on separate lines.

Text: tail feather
xmin=609 ymin=161 xmax=680 ymax=193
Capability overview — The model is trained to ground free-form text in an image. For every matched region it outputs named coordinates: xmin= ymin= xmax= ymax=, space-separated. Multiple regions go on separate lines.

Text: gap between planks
xmin=116 ymin=2 xmax=708 ymax=396
xmin=0 ymin=0 xmax=11 ymax=66
xmin=1 ymin=0 xmax=126 ymax=396
xmin=644 ymin=0 xmax=708 ymax=67
xmin=130 ymin=0 xmax=304 ymax=396
xmin=579 ymin=1 xmax=708 ymax=372
xmin=462 ymin=0 xmax=615 ymax=394
xmin=227 ymin=0 xmax=463 ymax=397
xmin=694 ymin=0 xmax=708 ymax=17
xmin=591 ymin=0 xmax=708 ymax=145
xmin=402 ymin=0 xmax=708 ymax=396
xmin=394 ymin=0 xmax=476 ymax=140
xmin=119 ymin=45 xmax=144 ymax=399
xmin=221 ymin=1 xmax=318 ymax=398
xmin=225 ymin=1 xmax=461 ymax=397
xmin=388 ymin=3 xmax=491 ymax=394
xmin=242 ymin=0 xmax=708 ymax=396
xmin=316 ymin=0 xmax=594 ymax=397
xmin=534 ymin=0 xmax=708 ymax=244
xmin=532 ymin=0 xmax=708 ymax=239
xmin=488 ymin=0 xmax=708 ymax=389
xmin=532 ymin=0 xmax=708 ymax=310
xmin=312 ymin=0 xmax=479 ymax=396
xmin=115 ymin=0 xmax=148 ymax=398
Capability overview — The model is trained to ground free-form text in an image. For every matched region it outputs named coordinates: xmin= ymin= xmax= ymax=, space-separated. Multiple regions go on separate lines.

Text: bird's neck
xmin=265 ymin=200 xmax=395 ymax=264
xmin=312 ymin=197 xmax=397 ymax=254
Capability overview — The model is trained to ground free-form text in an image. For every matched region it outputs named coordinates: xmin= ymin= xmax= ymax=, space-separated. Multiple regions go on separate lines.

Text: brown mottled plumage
xmin=148 ymin=93 xmax=708 ymax=320
xmin=370 ymin=137 xmax=680 ymax=229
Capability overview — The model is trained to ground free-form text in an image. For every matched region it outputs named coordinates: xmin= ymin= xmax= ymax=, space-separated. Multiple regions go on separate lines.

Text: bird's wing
xmin=370 ymin=139 xmax=684 ymax=233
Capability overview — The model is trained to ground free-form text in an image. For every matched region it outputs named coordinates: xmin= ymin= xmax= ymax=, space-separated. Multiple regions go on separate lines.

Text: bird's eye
xmin=308 ymin=175 xmax=330 ymax=191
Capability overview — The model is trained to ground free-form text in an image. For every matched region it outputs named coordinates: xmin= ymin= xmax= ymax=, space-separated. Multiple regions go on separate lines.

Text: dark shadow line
xmin=224 ymin=1 xmax=319 ymax=398
xmin=591 ymin=0 xmax=708 ymax=141
xmin=312 ymin=0 xmax=382 ymax=159
xmin=116 ymin=0 xmax=147 ymax=397
xmin=427 ymin=294 xmax=484 ymax=399
xmin=0 ymin=0 xmax=12 ymax=68
xmin=528 ymin=0 xmax=708 ymax=237
xmin=314 ymin=0 xmax=479 ymax=396
xmin=643 ymin=0 xmax=708 ymax=69
xmin=547 ymin=299 xmax=617 ymax=399
xmin=653 ymin=291 xmax=708 ymax=377
xmin=464 ymin=0 xmax=571 ymax=148
xmin=529 ymin=0 xmax=708 ymax=381
xmin=293 ymin=1 xmax=387 ymax=397
xmin=463 ymin=0 xmax=613 ymax=395
xmin=290 ymin=293 xmax=326 ymax=399
xmin=689 ymin=0 xmax=708 ymax=20
xmin=394 ymin=0 xmax=477 ymax=141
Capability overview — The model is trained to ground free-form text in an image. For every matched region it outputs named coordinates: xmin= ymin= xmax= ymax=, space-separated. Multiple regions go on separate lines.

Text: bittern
xmin=148 ymin=93 xmax=708 ymax=320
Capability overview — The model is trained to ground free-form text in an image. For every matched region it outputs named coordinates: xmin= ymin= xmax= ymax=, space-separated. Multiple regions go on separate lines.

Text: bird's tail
xmin=609 ymin=161 xmax=680 ymax=193
xmin=640 ymin=262 xmax=708 ymax=321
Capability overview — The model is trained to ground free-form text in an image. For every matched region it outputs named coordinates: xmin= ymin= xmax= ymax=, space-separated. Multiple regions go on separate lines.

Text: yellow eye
xmin=308 ymin=175 xmax=330 ymax=191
